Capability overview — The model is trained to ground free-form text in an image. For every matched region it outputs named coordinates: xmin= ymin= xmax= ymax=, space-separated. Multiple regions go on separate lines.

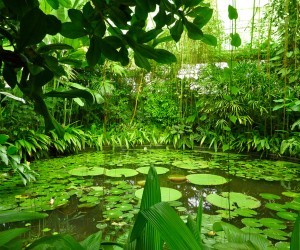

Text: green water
xmin=1 ymin=149 xmax=300 ymax=247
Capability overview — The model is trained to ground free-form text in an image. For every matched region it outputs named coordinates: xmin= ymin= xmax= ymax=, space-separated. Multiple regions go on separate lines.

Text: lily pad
xmin=276 ymin=211 xmax=297 ymax=221
xmin=241 ymin=227 xmax=263 ymax=234
xmin=135 ymin=187 xmax=182 ymax=202
xmin=265 ymin=203 xmax=286 ymax=212
xmin=241 ymin=218 xmax=262 ymax=228
xmin=206 ymin=192 xmax=260 ymax=210
xmin=259 ymin=193 xmax=281 ymax=200
xmin=103 ymin=209 xmax=123 ymax=219
xmin=137 ymin=180 xmax=146 ymax=186
xmin=115 ymin=203 xmax=133 ymax=211
xmin=105 ymin=196 xmax=120 ymax=202
xmin=186 ymin=174 xmax=228 ymax=186
xmin=282 ymin=191 xmax=300 ymax=198
xmin=260 ymin=218 xmax=286 ymax=229
xmin=263 ymin=228 xmax=288 ymax=241
xmin=105 ymin=168 xmax=138 ymax=178
xmin=68 ymin=167 xmax=106 ymax=176
xmin=172 ymin=160 xmax=208 ymax=170
xmin=234 ymin=208 xmax=257 ymax=217
xmin=168 ymin=174 xmax=187 ymax=183
xmin=285 ymin=199 xmax=300 ymax=211
xmin=136 ymin=167 xmax=169 ymax=175
xmin=274 ymin=242 xmax=290 ymax=249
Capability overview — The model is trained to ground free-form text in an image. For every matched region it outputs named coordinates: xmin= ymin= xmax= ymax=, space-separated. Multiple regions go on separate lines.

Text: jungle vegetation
xmin=0 ymin=0 xmax=300 ymax=249
xmin=0 ymin=0 xmax=298 ymax=180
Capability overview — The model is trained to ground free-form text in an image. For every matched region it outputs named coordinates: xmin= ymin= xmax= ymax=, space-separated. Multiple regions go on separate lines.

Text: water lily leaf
xmin=105 ymin=168 xmax=138 ymax=177
xmin=137 ymin=180 xmax=146 ymax=186
xmin=103 ymin=209 xmax=123 ymax=219
xmin=275 ymin=241 xmax=290 ymax=249
xmin=241 ymin=218 xmax=262 ymax=228
xmin=282 ymin=191 xmax=300 ymax=198
xmin=68 ymin=167 xmax=106 ymax=176
xmin=168 ymin=174 xmax=187 ymax=183
xmin=172 ymin=160 xmax=209 ymax=170
xmin=266 ymin=203 xmax=286 ymax=212
xmin=285 ymin=200 xmax=300 ymax=211
xmin=263 ymin=228 xmax=288 ymax=241
xmin=235 ymin=208 xmax=257 ymax=217
xmin=186 ymin=174 xmax=228 ymax=185
xmin=206 ymin=194 xmax=235 ymax=210
xmin=135 ymin=187 xmax=182 ymax=202
xmin=115 ymin=203 xmax=133 ymax=211
xmin=259 ymin=218 xmax=286 ymax=229
xmin=136 ymin=167 xmax=169 ymax=175
xmin=110 ymin=188 xmax=125 ymax=195
xmin=221 ymin=192 xmax=261 ymax=209
xmin=105 ymin=196 xmax=120 ymax=202
xmin=207 ymin=192 xmax=260 ymax=210
xmin=276 ymin=211 xmax=297 ymax=221
xmin=259 ymin=193 xmax=281 ymax=200
xmin=241 ymin=227 xmax=263 ymax=234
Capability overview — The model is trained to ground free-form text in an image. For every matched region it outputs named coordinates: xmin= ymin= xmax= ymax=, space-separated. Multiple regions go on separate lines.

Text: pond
xmin=1 ymin=148 xmax=300 ymax=249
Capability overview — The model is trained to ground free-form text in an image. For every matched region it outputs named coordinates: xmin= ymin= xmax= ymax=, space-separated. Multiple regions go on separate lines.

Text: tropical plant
xmin=0 ymin=0 xmax=216 ymax=134
xmin=0 ymin=134 xmax=36 ymax=185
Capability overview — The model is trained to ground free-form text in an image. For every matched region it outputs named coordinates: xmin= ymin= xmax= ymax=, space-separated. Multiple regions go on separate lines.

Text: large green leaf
xmin=135 ymin=187 xmax=182 ymax=202
xmin=0 ymin=134 xmax=9 ymax=144
xmin=189 ymin=7 xmax=213 ymax=29
xmin=134 ymin=52 xmax=151 ymax=71
xmin=86 ymin=35 xmax=102 ymax=67
xmin=0 ymin=228 xmax=29 ymax=247
xmin=0 ymin=210 xmax=48 ymax=223
xmin=153 ymin=49 xmax=176 ymax=64
xmin=18 ymin=7 xmax=47 ymax=49
xmin=46 ymin=0 xmax=59 ymax=9
xmin=186 ymin=174 xmax=228 ymax=185
xmin=201 ymin=34 xmax=217 ymax=46
xmin=291 ymin=215 xmax=300 ymax=250
xmin=185 ymin=20 xmax=203 ymax=40
xmin=230 ymin=33 xmax=241 ymax=47
xmin=60 ymin=22 xmax=86 ymax=38
xmin=170 ymin=20 xmax=183 ymax=42
xmin=213 ymin=221 xmax=269 ymax=249
xmin=228 ymin=5 xmax=238 ymax=20
xmin=140 ymin=202 xmax=202 ymax=249
xmin=80 ymin=231 xmax=102 ymax=250
xmin=26 ymin=234 xmax=85 ymax=250
xmin=130 ymin=166 xmax=163 ymax=250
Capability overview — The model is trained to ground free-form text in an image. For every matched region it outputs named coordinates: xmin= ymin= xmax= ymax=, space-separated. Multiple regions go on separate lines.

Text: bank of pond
xmin=0 ymin=149 xmax=300 ymax=249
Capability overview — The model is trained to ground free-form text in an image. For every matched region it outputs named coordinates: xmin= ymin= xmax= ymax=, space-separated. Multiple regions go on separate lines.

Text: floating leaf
xmin=260 ymin=218 xmax=286 ymax=230
xmin=282 ymin=191 xmax=300 ymax=198
xmin=235 ymin=208 xmax=257 ymax=217
xmin=68 ymin=167 xmax=106 ymax=176
xmin=135 ymin=187 xmax=182 ymax=202
xmin=168 ymin=174 xmax=187 ymax=183
xmin=259 ymin=193 xmax=281 ymax=200
xmin=186 ymin=174 xmax=228 ymax=186
xmin=276 ymin=211 xmax=297 ymax=221
xmin=136 ymin=167 xmax=169 ymax=175
xmin=105 ymin=168 xmax=138 ymax=178
xmin=263 ymin=228 xmax=288 ymax=241
xmin=265 ymin=203 xmax=286 ymax=212
xmin=103 ymin=209 xmax=123 ymax=219
xmin=115 ymin=203 xmax=133 ymax=211
xmin=207 ymin=192 xmax=260 ymax=210
xmin=241 ymin=218 xmax=262 ymax=228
